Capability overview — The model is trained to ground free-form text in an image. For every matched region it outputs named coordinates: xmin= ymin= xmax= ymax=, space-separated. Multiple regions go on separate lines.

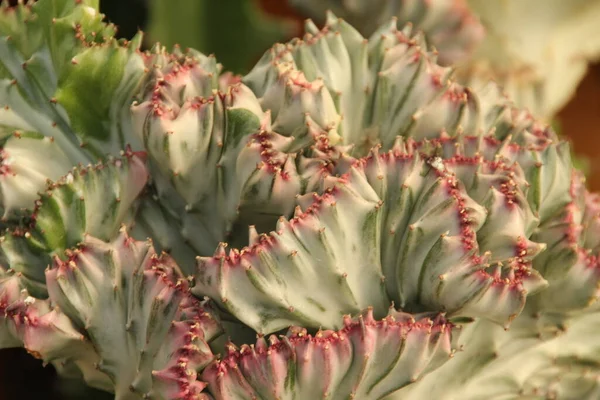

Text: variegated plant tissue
xmin=0 ymin=1 xmax=599 ymax=399
xmin=290 ymin=0 xmax=600 ymax=120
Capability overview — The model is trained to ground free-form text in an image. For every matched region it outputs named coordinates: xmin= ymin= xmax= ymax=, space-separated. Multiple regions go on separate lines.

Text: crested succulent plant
xmin=0 ymin=1 xmax=598 ymax=399
xmin=287 ymin=0 xmax=485 ymax=66
xmin=287 ymin=0 xmax=600 ymax=120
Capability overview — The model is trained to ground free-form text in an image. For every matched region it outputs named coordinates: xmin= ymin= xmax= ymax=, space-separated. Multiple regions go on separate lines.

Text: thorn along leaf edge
xmin=0 ymin=1 xmax=598 ymax=399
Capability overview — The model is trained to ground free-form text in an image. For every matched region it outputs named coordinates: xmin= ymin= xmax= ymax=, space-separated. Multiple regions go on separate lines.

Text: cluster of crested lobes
xmin=0 ymin=2 xmax=456 ymax=399
xmin=181 ymin=15 xmax=564 ymax=335
xmin=287 ymin=0 xmax=485 ymax=65
xmin=0 ymin=0 xmax=151 ymax=228
xmin=287 ymin=0 xmax=600 ymax=120
xmin=0 ymin=230 xmax=222 ymax=400
xmin=0 ymin=1 xmax=599 ymax=399
xmin=394 ymin=173 xmax=600 ymax=399
xmin=129 ymin=12 xmax=596 ymax=400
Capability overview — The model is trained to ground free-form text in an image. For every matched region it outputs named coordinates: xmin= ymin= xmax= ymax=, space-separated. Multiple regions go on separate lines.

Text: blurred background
xmin=0 ymin=0 xmax=599 ymax=398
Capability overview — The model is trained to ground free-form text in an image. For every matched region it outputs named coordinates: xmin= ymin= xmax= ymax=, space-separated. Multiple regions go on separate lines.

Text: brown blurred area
xmin=558 ymin=63 xmax=600 ymax=191
xmin=258 ymin=0 xmax=298 ymax=18
xmin=258 ymin=0 xmax=303 ymax=36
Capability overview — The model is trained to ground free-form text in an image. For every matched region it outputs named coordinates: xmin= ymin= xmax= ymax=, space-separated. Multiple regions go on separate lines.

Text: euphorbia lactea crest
xmin=0 ymin=1 xmax=597 ymax=399
xmin=288 ymin=0 xmax=600 ymax=120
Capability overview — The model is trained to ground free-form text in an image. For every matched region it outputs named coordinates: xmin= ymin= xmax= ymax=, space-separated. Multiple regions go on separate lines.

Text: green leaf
xmin=55 ymin=44 xmax=128 ymax=142
xmin=0 ymin=0 xmax=146 ymax=160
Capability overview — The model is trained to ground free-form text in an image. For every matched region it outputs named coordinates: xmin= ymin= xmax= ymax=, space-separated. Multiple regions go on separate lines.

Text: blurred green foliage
xmin=146 ymin=0 xmax=293 ymax=74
